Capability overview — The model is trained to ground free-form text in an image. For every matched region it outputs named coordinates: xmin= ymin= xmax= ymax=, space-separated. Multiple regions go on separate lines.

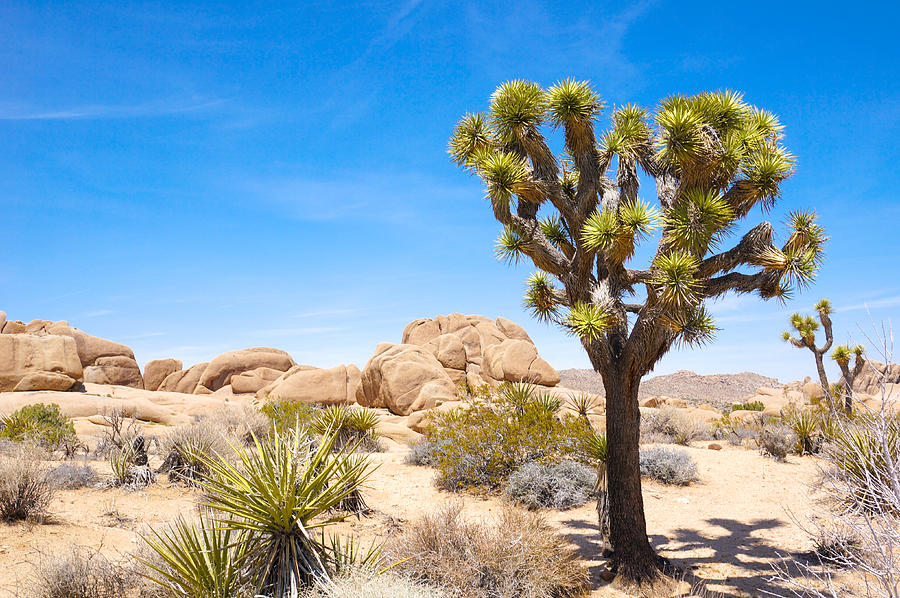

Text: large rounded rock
xmin=13 ymin=371 xmax=78 ymax=392
xmin=482 ymin=339 xmax=560 ymax=386
xmin=0 ymin=334 xmax=83 ymax=391
xmin=83 ymin=355 xmax=144 ymax=388
xmin=198 ymin=347 xmax=296 ymax=391
xmin=495 ymin=317 xmax=533 ymax=343
xmin=357 ymin=343 xmax=457 ymax=415
xmin=422 ymin=334 xmax=467 ymax=370
xmin=2 ymin=320 xmax=26 ymax=334
xmin=47 ymin=325 xmax=135 ymax=367
xmin=264 ymin=364 xmax=361 ymax=405
xmin=0 ymin=311 xmax=5 ymax=332
xmin=158 ymin=362 xmax=209 ymax=394
xmin=852 ymin=360 xmax=900 ymax=396
xmin=143 ymin=358 xmax=183 ymax=392
xmin=232 ymin=366 xmax=289 ymax=394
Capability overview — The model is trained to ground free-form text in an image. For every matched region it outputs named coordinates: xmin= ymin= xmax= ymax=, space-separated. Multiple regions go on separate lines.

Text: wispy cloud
xmin=82 ymin=309 xmax=115 ymax=318
xmin=837 ymin=293 xmax=900 ymax=313
xmin=118 ymin=332 xmax=166 ymax=340
xmin=0 ymin=97 xmax=227 ymax=121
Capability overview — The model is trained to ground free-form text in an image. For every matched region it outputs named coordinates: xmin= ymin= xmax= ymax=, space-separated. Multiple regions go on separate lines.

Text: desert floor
xmin=1 ymin=437 xmax=820 ymax=598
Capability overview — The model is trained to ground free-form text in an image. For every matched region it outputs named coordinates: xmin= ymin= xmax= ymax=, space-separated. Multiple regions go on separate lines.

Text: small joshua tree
xmin=782 ymin=299 xmax=864 ymax=412
xmin=450 ymin=81 xmax=825 ymax=582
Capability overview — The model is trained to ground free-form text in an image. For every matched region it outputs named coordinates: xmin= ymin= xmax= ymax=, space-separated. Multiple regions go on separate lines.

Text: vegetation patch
xmin=0 ymin=403 xmax=78 ymax=453
xmin=504 ymin=460 xmax=597 ymax=510
xmin=0 ymin=443 xmax=55 ymax=522
xmin=421 ymin=383 xmax=600 ymax=491
xmin=639 ymin=446 xmax=699 ymax=485
xmin=386 ymin=503 xmax=589 ymax=598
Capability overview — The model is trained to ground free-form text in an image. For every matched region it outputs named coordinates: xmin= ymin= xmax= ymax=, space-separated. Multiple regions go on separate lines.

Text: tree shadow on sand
xmin=560 ymin=516 xmax=804 ymax=597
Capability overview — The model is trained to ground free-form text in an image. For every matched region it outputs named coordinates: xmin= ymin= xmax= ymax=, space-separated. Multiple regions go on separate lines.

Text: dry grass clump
xmin=639 ymin=446 xmax=699 ymax=485
xmin=48 ymin=462 xmax=98 ymax=489
xmin=641 ymin=407 xmax=710 ymax=445
xmin=759 ymin=424 xmax=795 ymax=461
xmin=158 ymin=419 xmax=232 ymax=485
xmin=0 ymin=443 xmax=54 ymax=522
xmin=300 ymin=569 xmax=450 ymax=598
xmin=386 ymin=503 xmax=589 ymax=598
xmin=504 ymin=460 xmax=597 ymax=510
xmin=26 ymin=546 xmax=137 ymax=598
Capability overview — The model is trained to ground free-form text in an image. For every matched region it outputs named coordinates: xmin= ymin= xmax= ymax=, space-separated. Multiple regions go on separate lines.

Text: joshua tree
xmin=449 ymin=81 xmax=825 ymax=582
xmin=782 ymin=299 xmax=865 ymax=412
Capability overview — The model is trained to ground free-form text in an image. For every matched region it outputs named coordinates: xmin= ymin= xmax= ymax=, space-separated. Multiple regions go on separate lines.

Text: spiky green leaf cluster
xmin=739 ymin=146 xmax=795 ymax=205
xmin=475 ymin=151 xmax=531 ymax=212
xmin=664 ymin=189 xmax=734 ymax=254
xmin=654 ymin=99 xmax=705 ymax=167
xmin=523 ymin=272 xmax=560 ymax=323
xmin=662 ymin=305 xmax=718 ymax=348
xmin=545 ymin=79 xmax=603 ymax=126
xmin=582 ymin=199 xmax=660 ymax=262
xmin=814 ymin=298 xmax=833 ymax=315
xmin=448 ymin=112 xmax=494 ymax=170
xmin=495 ymin=225 xmax=531 ymax=264
xmin=786 ymin=210 xmax=827 ymax=264
xmin=651 ymin=250 xmax=701 ymax=308
xmin=602 ymin=104 xmax=650 ymax=158
xmin=489 ymin=80 xmax=545 ymax=141
xmin=788 ymin=312 xmax=820 ymax=340
xmin=831 ymin=344 xmax=865 ymax=364
xmin=539 ymin=215 xmax=570 ymax=248
xmin=566 ymin=302 xmax=614 ymax=342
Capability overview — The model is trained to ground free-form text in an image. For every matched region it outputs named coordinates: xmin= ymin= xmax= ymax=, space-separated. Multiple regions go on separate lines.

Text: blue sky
xmin=2 ymin=1 xmax=898 ymax=384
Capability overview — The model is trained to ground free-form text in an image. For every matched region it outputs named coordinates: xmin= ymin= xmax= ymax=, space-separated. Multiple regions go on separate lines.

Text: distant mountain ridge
xmin=558 ymin=368 xmax=783 ymax=407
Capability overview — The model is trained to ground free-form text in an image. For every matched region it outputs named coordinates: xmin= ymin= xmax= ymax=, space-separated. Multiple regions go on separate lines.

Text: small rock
xmin=599 ymin=570 xmax=616 ymax=582
xmin=708 ymin=443 xmax=723 ymax=451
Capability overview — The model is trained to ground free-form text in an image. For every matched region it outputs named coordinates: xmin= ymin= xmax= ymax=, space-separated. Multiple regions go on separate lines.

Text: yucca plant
xmin=828 ymin=413 xmax=900 ymax=513
xmin=333 ymin=453 xmax=373 ymax=517
xmin=586 ymin=432 xmax=610 ymax=552
xmin=312 ymin=406 xmax=381 ymax=452
xmin=140 ymin=513 xmax=251 ymax=598
xmin=569 ymin=393 xmax=602 ymax=418
xmin=450 ymin=82 xmax=823 ymax=581
xmin=790 ymin=408 xmax=820 ymax=456
xmin=195 ymin=426 xmax=374 ymax=596
xmin=319 ymin=534 xmax=383 ymax=577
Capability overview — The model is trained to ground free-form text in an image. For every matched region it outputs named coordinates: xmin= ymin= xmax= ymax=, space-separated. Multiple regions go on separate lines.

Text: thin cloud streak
xmin=82 ymin=309 xmax=116 ymax=318
xmin=0 ymin=98 xmax=228 ymax=121
xmin=292 ymin=308 xmax=366 ymax=319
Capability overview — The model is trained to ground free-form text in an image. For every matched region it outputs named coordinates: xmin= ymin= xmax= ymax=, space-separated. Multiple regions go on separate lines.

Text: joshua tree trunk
xmin=597 ymin=356 xmax=659 ymax=580
xmin=813 ymin=351 xmax=831 ymax=401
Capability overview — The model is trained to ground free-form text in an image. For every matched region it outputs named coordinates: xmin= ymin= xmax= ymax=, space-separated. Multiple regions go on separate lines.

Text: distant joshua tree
xmin=449 ymin=81 xmax=825 ymax=582
xmin=782 ymin=298 xmax=865 ymax=413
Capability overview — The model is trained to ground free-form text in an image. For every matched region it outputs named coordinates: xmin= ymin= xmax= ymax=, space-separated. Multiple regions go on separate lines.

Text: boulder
xmin=158 ymin=362 xmax=209 ymax=394
xmin=0 ymin=311 xmax=5 ymax=332
xmin=25 ymin=319 xmax=53 ymax=334
xmin=422 ymin=334 xmax=467 ymax=370
xmin=13 ymin=371 xmax=78 ymax=392
xmin=83 ymin=355 xmax=144 ymax=388
xmin=852 ymin=360 xmax=900 ymax=396
xmin=48 ymin=325 xmax=135 ymax=367
xmin=231 ymin=367 xmax=285 ymax=394
xmin=198 ymin=347 xmax=296 ymax=391
xmin=357 ymin=343 xmax=458 ymax=415
xmin=2 ymin=320 xmax=26 ymax=334
xmin=482 ymin=339 xmax=560 ymax=386
xmin=0 ymin=334 xmax=83 ymax=392
xmin=802 ymin=381 xmax=825 ymax=402
xmin=143 ymin=358 xmax=183 ymax=392
xmin=495 ymin=317 xmax=533 ymax=342
xmin=264 ymin=364 xmax=361 ymax=405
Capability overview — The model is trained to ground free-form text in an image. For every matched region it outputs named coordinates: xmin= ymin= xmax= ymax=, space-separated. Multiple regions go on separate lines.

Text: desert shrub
xmin=48 ymin=463 xmax=98 ymax=489
xmin=729 ymin=400 xmax=765 ymax=412
xmin=504 ymin=460 xmax=597 ymax=510
xmin=300 ymin=569 xmax=450 ymax=598
xmin=94 ymin=408 xmax=142 ymax=457
xmin=27 ymin=546 xmax=137 ymax=598
xmin=567 ymin=393 xmax=602 ymax=418
xmin=259 ymin=399 xmax=320 ymax=431
xmin=0 ymin=403 xmax=78 ymax=453
xmin=641 ymin=407 xmax=710 ymax=445
xmin=0 ymin=443 xmax=54 ymax=521
xmin=784 ymin=405 xmax=822 ymax=456
xmin=422 ymin=386 xmax=598 ymax=491
xmin=158 ymin=419 xmax=231 ymax=485
xmin=312 ymin=406 xmax=382 ymax=452
xmin=405 ymin=438 xmax=452 ymax=466
xmin=639 ymin=446 xmax=699 ymax=485
xmin=213 ymin=405 xmax=272 ymax=445
xmin=759 ymin=424 xmax=795 ymax=461
xmin=386 ymin=503 xmax=589 ymax=598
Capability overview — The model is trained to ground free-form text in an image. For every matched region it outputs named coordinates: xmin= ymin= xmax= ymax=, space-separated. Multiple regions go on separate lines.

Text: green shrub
xmin=386 ymin=504 xmax=588 ymax=598
xmin=259 ymin=399 xmax=319 ymax=431
xmin=0 ymin=403 xmax=78 ymax=452
xmin=504 ymin=460 xmax=597 ymax=510
xmin=729 ymin=400 xmax=765 ymax=412
xmin=639 ymin=446 xmax=699 ymax=485
xmin=422 ymin=386 xmax=598 ymax=491
xmin=311 ymin=406 xmax=381 ymax=452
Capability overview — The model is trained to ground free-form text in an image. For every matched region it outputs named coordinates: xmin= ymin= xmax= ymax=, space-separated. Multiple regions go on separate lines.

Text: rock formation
xmin=357 ymin=343 xmax=458 ymax=415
